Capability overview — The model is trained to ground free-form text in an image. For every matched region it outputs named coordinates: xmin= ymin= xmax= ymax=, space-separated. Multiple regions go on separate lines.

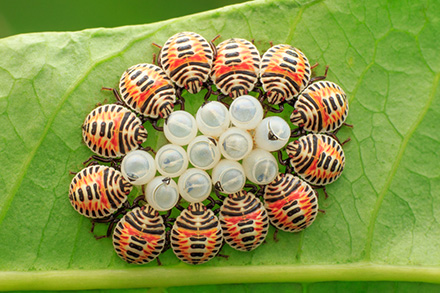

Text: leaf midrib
xmin=1 ymin=263 xmax=440 ymax=291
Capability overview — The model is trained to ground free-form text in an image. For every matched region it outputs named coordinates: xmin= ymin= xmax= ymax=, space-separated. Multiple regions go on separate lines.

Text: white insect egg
xmin=178 ymin=168 xmax=212 ymax=203
xmin=211 ymin=159 xmax=246 ymax=195
xmin=155 ymin=144 xmax=188 ymax=178
xmin=254 ymin=116 xmax=291 ymax=152
xmin=196 ymin=101 xmax=230 ymax=137
xmin=120 ymin=150 xmax=156 ymax=185
xmin=164 ymin=110 xmax=198 ymax=146
xmin=144 ymin=176 xmax=179 ymax=211
xmin=242 ymin=149 xmax=279 ymax=185
xmin=218 ymin=127 xmax=253 ymax=161
xmin=187 ymin=135 xmax=221 ymax=170
xmin=229 ymin=95 xmax=264 ymax=130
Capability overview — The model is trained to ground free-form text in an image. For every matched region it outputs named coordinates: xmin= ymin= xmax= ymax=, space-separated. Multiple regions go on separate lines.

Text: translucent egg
xmin=178 ymin=168 xmax=212 ymax=203
xmin=120 ymin=150 xmax=156 ymax=185
xmin=254 ymin=116 xmax=291 ymax=152
xmin=243 ymin=149 xmax=279 ymax=185
xmin=155 ymin=144 xmax=188 ymax=178
xmin=196 ymin=101 xmax=230 ymax=137
xmin=218 ymin=127 xmax=253 ymax=161
xmin=187 ymin=136 xmax=221 ymax=170
xmin=145 ymin=176 xmax=179 ymax=211
xmin=229 ymin=95 xmax=264 ymax=130
xmin=211 ymin=159 xmax=246 ymax=195
xmin=164 ymin=110 xmax=198 ymax=146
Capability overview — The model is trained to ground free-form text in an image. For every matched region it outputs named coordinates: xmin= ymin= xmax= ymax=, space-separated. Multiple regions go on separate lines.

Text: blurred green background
xmin=0 ymin=0 xmax=249 ymax=39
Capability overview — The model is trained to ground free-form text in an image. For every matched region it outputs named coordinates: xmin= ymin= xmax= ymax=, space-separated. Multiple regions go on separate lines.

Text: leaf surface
xmin=0 ymin=0 xmax=439 ymax=290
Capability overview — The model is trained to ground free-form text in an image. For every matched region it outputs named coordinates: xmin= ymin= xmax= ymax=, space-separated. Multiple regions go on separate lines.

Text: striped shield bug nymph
xmin=263 ymin=173 xmax=318 ymax=232
xmin=210 ymin=38 xmax=261 ymax=100
xmin=82 ymin=104 xmax=148 ymax=158
xmin=286 ymin=134 xmax=345 ymax=186
xmin=112 ymin=205 xmax=167 ymax=264
xmin=69 ymin=165 xmax=132 ymax=218
xmin=171 ymin=202 xmax=223 ymax=265
xmin=118 ymin=63 xmax=177 ymax=119
xmin=260 ymin=44 xmax=311 ymax=105
xmin=156 ymin=32 xmax=216 ymax=95
xmin=290 ymin=81 xmax=350 ymax=134
xmin=219 ymin=189 xmax=269 ymax=251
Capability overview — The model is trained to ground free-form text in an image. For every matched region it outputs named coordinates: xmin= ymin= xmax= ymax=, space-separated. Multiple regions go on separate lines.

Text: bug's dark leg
xmin=69 ymin=171 xmax=77 ymax=175
xmin=156 ymin=257 xmax=162 ymax=266
xmin=82 ymin=159 xmax=99 ymax=167
xmin=277 ymin=150 xmax=290 ymax=166
xmin=175 ymin=88 xmax=185 ymax=111
xmin=310 ymin=62 xmax=319 ymax=70
xmin=152 ymin=42 xmax=162 ymax=49
xmin=255 ymin=186 xmax=265 ymax=200
xmin=216 ymin=241 xmax=230 ymax=260
xmin=156 ymin=230 xmax=170 ymax=266
xmin=213 ymin=188 xmax=226 ymax=201
xmin=258 ymin=91 xmax=266 ymax=104
xmin=328 ymin=132 xmax=347 ymax=146
xmin=101 ymin=87 xmax=124 ymax=105
xmin=244 ymin=183 xmax=258 ymax=194
xmin=130 ymin=195 xmax=146 ymax=209
xmin=152 ymin=53 xmax=157 ymax=66
xmin=265 ymin=103 xmax=284 ymax=114
xmin=318 ymin=209 xmax=326 ymax=214
xmin=273 ymin=229 xmax=279 ymax=242
xmin=252 ymin=86 xmax=264 ymax=98
xmin=83 ymin=155 xmax=117 ymax=166
xmin=207 ymin=195 xmax=223 ymax=210
xmin=139 ymin=145 xmax=156 ymax=155
xmin=202 ymin=83 xmax=213 ymax=102
xmin=333 ymin=122 xmax=354 ymax=136
xmin=146 ymin=118 xmax=164 ymax=132
xmin=291 ymin=127 xmax=306 ymax=138
xmin=164 ymin=214 xmax=175 ymax=230
xmin=217 ymin=94 xmax=230 ymax=108
xmin=210 ymin=34 xmax=221 ymax=56
xmin=286 ymin=98 xmax=297 ymax=107
xmin=308 ymin=65 xmax=329 ymax=84
xmin=91 ymin=215 xmax=118 ymax=240
xmin=340 ymin=137 xmax=351 ymax=146
xmin=98 ymin=218 xmax=119 ymax=240
xmin=161 ymin=230 xmax=172 ymax=253
xmin=217 ymin=253 xmax=230 ymax=260
xmin=162 ymin=209 xmax=172 ymax=222
xmin=311 ymin=185 xmax=329 ymax=199
xmin=175 ymin=203 xmax=185 ymax=212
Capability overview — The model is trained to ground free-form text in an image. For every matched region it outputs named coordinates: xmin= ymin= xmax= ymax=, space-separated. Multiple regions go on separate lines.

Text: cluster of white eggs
xmin=120 ymin=95 xmax=291 ymax=211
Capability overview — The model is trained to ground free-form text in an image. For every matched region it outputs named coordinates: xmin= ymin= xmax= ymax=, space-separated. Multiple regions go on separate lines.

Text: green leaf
xmin=1 ymin=0 xmax=439 ymax=290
